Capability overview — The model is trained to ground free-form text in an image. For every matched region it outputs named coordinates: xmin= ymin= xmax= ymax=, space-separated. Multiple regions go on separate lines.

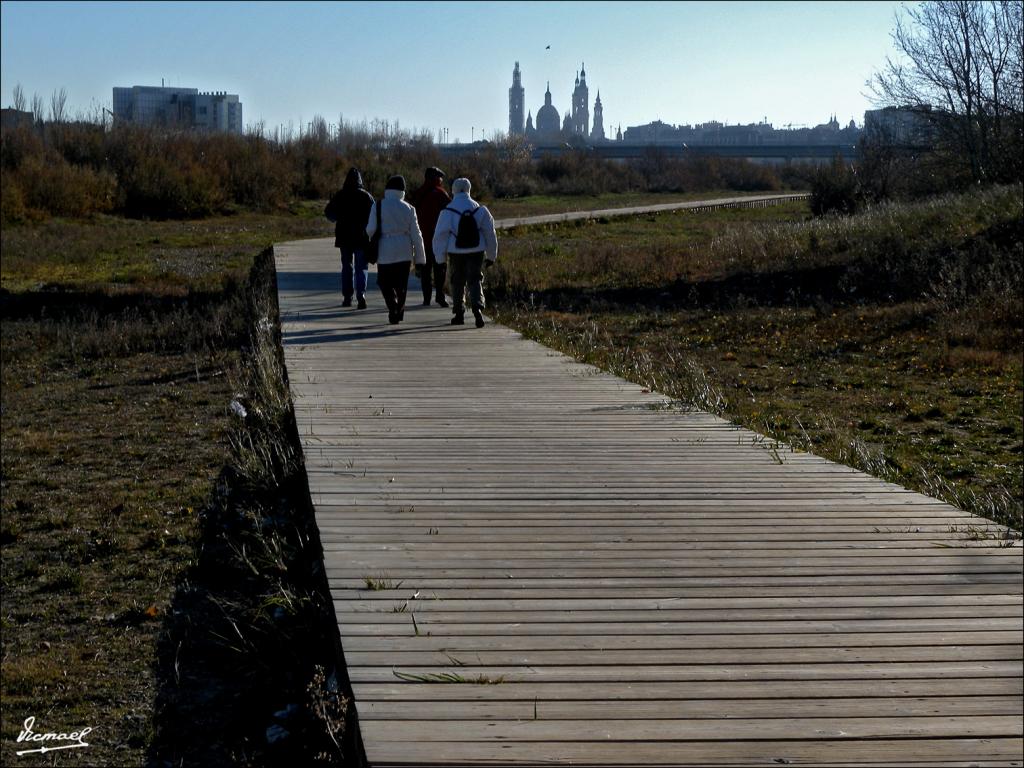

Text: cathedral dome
xmin=536 ymin=103 xmax=560 ymax=136
xmin=536 ymin=82 xmax=561 ymax=138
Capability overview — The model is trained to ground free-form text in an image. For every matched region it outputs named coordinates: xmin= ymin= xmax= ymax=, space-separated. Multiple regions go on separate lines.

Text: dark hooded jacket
xmin=407 ymin=177 xmax=452 ymax=259
xmin=325 ymin=169 xmax=375 ymax=250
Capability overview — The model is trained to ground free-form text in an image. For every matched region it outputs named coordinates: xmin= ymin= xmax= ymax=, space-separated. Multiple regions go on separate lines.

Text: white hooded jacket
xmin=366 ymin=189 xmax=427 ymax=266
xmin=431 ymin=192 xmax=498 ymax=265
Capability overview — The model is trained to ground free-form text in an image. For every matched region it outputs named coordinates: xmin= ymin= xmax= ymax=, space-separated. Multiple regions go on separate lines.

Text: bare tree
xmin=30 ymin=92 xmax=44 ymax=125
xmin=12 ymin=83 xmax=26 ymax=112
xmin=49 ymin=87 xmax=68 ymax=123
xmin=870 ymin=0 xmax=1023 ymax=183
xmin=308 ymin=114 xmax=329 ymax=144
xmin=247 ymin=118 xmax=266 ymax=139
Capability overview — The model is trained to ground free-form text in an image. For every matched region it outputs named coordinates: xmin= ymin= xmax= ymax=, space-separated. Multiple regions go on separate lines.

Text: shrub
xmin=13 ymin=154 xmax=115 ymax=218
xmin=0 ymin=173 xmax=28 ymax=224
xmin=810 ymin=157 xmax=859 ymax=216
xmin=0 ymin=116 xmax=798 ymax=222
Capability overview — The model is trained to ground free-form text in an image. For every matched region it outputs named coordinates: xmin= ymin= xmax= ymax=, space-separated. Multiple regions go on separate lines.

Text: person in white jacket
xmin=431 ymin=177 xmax=498 ymax=328
xmin=366 ymin=175 xmax=427 ymax=325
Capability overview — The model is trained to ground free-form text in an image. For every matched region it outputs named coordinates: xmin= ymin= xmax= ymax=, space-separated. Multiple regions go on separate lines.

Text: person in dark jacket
xmin=406 ymin=167 xmax=451 ymax=307
xmin=324 ymin=168 xmax=375 ymax=308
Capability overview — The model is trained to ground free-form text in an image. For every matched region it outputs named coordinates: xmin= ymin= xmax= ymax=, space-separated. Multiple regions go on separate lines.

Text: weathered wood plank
xmin=364 ymin=738 xmax=1023 ymax=766
xmin=357 ymin=696 xmax=1024 ymax=720
xmin=336 ymin=617 xmax=1024 ymax=637
xmin=348 ymin=660 xmax=1024 ymax=683
xmin=358 ymin=716 xmax=1024 ymax=740
xmin=352 ymin=678 xmax=1024 ymax=702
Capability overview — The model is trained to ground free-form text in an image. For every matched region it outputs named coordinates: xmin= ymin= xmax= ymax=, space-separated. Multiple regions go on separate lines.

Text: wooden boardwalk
xmin=275 ymin=200 xmax=1022 ymax=766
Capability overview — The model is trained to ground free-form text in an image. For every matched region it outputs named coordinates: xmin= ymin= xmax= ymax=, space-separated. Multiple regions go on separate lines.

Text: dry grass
xmin=1 ymin=215 xmax=357 ymax=765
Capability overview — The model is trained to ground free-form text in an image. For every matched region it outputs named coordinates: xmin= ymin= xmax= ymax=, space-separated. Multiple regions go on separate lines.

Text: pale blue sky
xmin=1 ymin=1 xmax=907 ymax=141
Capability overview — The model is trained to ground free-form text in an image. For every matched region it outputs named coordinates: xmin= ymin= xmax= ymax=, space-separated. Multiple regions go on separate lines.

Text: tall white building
xmin=194 ymin=92 xmax=243 ymax=133
xmin=112 ymin=85 xmax=243 ymax=134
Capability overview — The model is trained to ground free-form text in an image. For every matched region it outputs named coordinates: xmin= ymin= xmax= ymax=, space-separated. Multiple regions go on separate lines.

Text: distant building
xmin=508 ymin=62 xmax=525 ymax=135
xmin=534 ymin=82 xmax=561 ymax=141
xmin=623 ymin=114 xmax=861 ymax=146
xmin=570 ymin=64 xmax=589 ymax=136
xmin=591 ymin=91 xmax=605 ymax=142
xmin=863 ymin=105 xmax=934 ymax=144
xmin=504 ymin=60 xmax=865 ymax=150
xmin=0 ymin=107 xmax=34 ymax=130
xmin=515 ymin=62 xmax=606 ymax=145
xmin=112 ymin=85 xmax=243 ymax=134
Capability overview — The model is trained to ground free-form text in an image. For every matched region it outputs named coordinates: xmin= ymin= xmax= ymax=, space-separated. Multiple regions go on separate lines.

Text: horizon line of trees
xmin=1 ymin=105 xmax=811 ymax=224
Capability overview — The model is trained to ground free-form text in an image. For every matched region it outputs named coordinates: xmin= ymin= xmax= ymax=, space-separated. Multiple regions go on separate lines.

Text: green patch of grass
xmin=1 ymin=210 xmax=329 ymax=295
xmin=0 ymin=324 xmax=237 ymax=765
xmin=491 ymin=185 xmax=1021 ymax=301
xmin=490 ymin=200 xmax=811 ymax=296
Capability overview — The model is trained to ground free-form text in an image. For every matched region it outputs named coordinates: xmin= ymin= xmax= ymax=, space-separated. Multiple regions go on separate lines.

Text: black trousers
xmin=377 ymin=261 xmax=411 ymax=317
xmin=420 ymin=248 xmax=447 ymax=303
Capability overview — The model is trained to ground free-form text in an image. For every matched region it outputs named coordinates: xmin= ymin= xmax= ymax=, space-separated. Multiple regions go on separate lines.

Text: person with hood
xmin=324 ymin=167 xmax=375 ymax=308
xmin=406 ymin=167 xmax=452 ymax=308
xmin=365 ymin=175 xmax=427 ymax=325
xmin=432 ymin=177 xmax=498 ymax=328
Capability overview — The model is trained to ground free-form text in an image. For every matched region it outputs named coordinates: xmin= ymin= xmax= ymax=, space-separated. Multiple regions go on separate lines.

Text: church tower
xmin=571 ymin=62 xmax=589 ymax=136
xmin=591 ymin=90 xmax=605 ymax=142
xmin=508 ymin=61 xmax=525 ymax=135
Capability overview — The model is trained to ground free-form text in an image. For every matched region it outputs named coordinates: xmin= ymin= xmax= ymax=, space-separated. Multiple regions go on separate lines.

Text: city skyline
xmin=1 ymin=1 xmax=909 ymax=142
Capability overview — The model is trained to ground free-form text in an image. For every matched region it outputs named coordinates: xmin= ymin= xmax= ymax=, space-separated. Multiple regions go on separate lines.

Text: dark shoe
xmin=450 ymin=314 xmax=465 ymax=326
xmin=388 ymin=312 xmax=399 ymax=325
xmin=422 ymin=299 xmax=432 ymax=306
xmin=398 ymin=308 xmax=405 ymax=321
xmin=436 ymin=297 xmax=449 ymax=308
xmin=357 ymin=296 xmax=367 ymax=310
xmin=342 ymin=296 xmax=352 ymax=307
xmin=473 ymin=308 xmax=485 ymax=328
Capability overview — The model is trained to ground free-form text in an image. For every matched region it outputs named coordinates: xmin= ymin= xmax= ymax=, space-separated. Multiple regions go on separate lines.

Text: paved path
xmin=275 ymin=198 xmax=1022 ymax=766
xmin=492 ymin=192 xmax=810 ymax=228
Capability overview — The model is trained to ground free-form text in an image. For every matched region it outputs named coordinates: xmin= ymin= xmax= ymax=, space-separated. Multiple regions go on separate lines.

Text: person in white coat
xmin=431 ymin=177 xmax=498 ymax=328
xmin=366 ymin=175 xmax=427 ymax=325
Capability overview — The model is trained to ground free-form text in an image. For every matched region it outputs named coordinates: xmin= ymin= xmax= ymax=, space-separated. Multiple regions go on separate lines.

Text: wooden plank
xmin=357 ymin=696 xmax=1024 ymax=720
xmin=275 ymin=233 xmax=1024 ymax=767
xmin=345 ymin=645 xmax=1024 ymax=667
xmin=365 ymin=738 xmax=1024 ymax=766
xmin=347 ymin=660 xmax=1024 ymax=683
xmin=352 ymin=678 xmax=1024 ymax=702
xmin=358 ymin=716 xmax=1024 ymax=741
xmin=335 ymin=618 xmax=1024 ymax=638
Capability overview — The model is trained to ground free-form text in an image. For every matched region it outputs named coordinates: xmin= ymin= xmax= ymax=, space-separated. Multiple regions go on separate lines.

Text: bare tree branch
xmin=49 ymin=87 xmax=68 ymax=124
xmin=12 ymin=83 xmax=26 ymax=112
xmin=868 ymin=0 xmax=1023 ymax=183
xmin=30 ymin=92 xmax=44 ymax=125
